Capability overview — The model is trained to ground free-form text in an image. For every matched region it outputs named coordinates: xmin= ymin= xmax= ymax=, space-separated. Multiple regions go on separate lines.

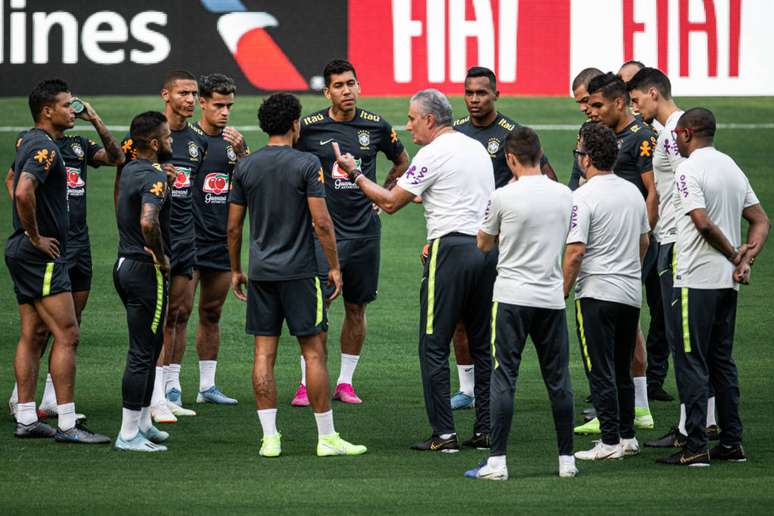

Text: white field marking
xmin=1 ymin=123 xmax=773 ymax=133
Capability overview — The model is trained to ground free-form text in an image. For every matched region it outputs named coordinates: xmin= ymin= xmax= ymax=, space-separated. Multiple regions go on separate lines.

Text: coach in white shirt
xmin=657 ymin=108 xmax=769 ymax=466
xmin=332 ymin=89 xmax=496 ymax=453
xmin=563 ymin=122 xmax=650 ymax=462
xmin=464 ymin=126 xmax=576 ymax=481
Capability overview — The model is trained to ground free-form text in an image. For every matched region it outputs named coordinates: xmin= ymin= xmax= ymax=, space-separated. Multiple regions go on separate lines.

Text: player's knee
xmin=199 ymin=304 xmax=223 ymax=326
xmin=344 ymin=303 xmax=366 ymax=323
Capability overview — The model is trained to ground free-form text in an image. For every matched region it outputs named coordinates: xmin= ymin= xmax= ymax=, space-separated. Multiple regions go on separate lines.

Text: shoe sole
xmin=333 ymin=396 xmax=363 ymax=404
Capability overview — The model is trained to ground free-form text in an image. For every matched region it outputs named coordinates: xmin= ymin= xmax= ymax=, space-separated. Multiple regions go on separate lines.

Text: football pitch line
xmin=1 ymin=123 xmax=773 ymax=133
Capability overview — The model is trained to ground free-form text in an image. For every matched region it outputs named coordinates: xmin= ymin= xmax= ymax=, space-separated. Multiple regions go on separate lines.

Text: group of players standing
xmin=4 ymin=58 xmax=769 ymax=475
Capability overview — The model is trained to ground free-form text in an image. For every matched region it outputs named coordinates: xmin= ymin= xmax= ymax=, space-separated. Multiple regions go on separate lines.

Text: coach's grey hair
xmin=410 ymin=89 xmax=453 ymax=127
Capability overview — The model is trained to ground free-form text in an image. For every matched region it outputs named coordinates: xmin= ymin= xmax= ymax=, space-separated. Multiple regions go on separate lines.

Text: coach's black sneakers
xmin=462 ymin=432 xmax=490 ymax=450
xmin=709 ymin=444 xmax=747 ymax=462
xmin=645 ymin=427 xmax=687 ymax=448
xmin=14 ymin=420 xmax=56 ymax=438
xmin=410 ymin=434 xmax=460 ymax=453
xmin=55 ymin=423 xmax=111 ymax=444
xmin=648 ymin=384 xmax=674 ymax=402
xmin=656 ymin=449 xmax=710 ymax=467
xmin=706 ymin=424 xmax=720 ymax=441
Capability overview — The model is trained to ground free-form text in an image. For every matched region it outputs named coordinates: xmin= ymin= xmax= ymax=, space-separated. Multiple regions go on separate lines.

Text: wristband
xmin=348 ymin=167 xmax=363 ymax=182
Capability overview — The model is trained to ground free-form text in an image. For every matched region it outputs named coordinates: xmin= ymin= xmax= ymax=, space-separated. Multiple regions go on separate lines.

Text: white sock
xmin=40 ymin=373 xmax=56 ymax=408
xmin=633 ymin=376 xmax=649 ymax=410
xmin=457 ymin=364 xmax=475 ymax=396
xmin=162 ymin=365 xmax=170 ymax=391
xmin=706 ymin=397 xmax=717 ymax=427
xmin=257 ymin=409 xmax=278 ymax=437
xmin=488 ymin=455 xmax=506 ymax=469
xmin=439 ymin=433 xmax=455 ymax=439
xmin=16 ymin=401 xmax=37 ymax=425
xmin=337 ymin=353 xmax=360 ymax=386
xmin=139 ymin=406 xmax=153 ymax=433
xmin=299 ymin=356 xmax=307 ymax=386
xmin=120 ymin=408 xmax=140 ymax=440
xmin=314 ymin=410 xmax=336 ymax=437
xmin=559 ymin=455 xmax=576 ymax=468
xmin=167 ymin=364 xmax=181 ymax=394
xmin=199 ymin=360 xmax=217 ymax=392
xmin=151 ymin=367 xmax=166 ymax=407
xmin=10 ymin=383 xmax=18 ymax=405
xmin=678 ymin=403 xmax=687 ymax=435
xmin=57 ymin=402 xmax=76 ymax=431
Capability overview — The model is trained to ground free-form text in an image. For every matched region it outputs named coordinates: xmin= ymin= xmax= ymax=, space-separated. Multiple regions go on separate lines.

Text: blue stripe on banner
xmin=200 ymin=0 xmax=246 ymax=12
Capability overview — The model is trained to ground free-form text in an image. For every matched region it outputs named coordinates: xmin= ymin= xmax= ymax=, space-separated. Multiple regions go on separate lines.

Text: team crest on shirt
xmin=188 ymin=141 xmax=200 ymax=160
xmin=226 ymin=145 xmax=237 ymax=162
xmin=358 ymin=130 xmax=370 ymax=149
xmin=71 ymin=142 xmax=84 ymax=158
xmin=487 ymin=138 xmax=500 ymax=155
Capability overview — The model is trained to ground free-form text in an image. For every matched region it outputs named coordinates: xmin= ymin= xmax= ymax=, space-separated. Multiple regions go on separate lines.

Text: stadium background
xmin=1 ymin=0 xmax=773 ymax=513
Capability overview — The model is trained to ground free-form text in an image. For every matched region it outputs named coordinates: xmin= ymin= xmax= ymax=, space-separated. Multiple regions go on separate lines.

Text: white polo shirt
xmin=398 ymin=131 xmax=494 ymax=241
xmin=674 ymin=147 xmax=759 ymax=290
xmin=567 ymin=173 xmax=650 ymax=308
xmin=652 ymin=110 xmax=685 ymax=244
xmin=481 ymin=175 xmax=573 ymax=309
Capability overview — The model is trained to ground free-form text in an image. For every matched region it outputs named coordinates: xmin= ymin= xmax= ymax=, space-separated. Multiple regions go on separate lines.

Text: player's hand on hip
xmin=231 ymin=271 xmax=248 ymax=301
xmin=331 ymin=142 xmax=357 ymax=173
xmin=31 ymin=235 xmax=60 ymax=259
xmin=327 ymin=268 xmax=343 ymax=302
xmin=144 ymin=247 xmax=170 ymax=275
xmin=223 ymin=127 xmax=247 ymax=157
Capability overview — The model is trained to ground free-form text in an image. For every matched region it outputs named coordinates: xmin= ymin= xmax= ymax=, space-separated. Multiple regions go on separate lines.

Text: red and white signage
xmin=348 ymin=0 xmax=773 ymax=96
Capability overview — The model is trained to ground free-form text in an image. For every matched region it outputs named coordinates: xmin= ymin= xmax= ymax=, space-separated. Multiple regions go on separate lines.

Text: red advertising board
xmin=348 ymin=0 xmax=571 ymax=96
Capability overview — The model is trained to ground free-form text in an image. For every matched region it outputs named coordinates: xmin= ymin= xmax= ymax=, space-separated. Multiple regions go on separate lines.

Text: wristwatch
xmin=348 ymin=167 xmax=363 ymax=183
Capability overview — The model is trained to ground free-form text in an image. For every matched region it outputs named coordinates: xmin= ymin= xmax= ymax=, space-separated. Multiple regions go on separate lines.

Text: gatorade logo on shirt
xmin=202 ymin=172 xmax=230 ymax=204
xmin=172 ymin=166 xmax=192 ymax=196
xmin=332 ymin=158 xmax=362 ymax=190
xmin=66 ymin=166 xmax=85 ymax=192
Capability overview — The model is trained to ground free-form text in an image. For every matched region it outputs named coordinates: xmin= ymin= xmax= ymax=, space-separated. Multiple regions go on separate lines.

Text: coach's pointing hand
xmin=231 ymin=271 xmax=248 ymax=302
xmin=332 ymin=142 xmax=357 ymax=174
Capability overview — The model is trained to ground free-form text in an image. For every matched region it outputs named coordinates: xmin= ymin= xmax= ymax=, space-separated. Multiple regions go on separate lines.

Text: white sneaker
xmin=574 ymin=441 xmax=624 ymax=461
xmin=151 ymin=403 xmax=177 ymax=423
xmin=620 ymin=437 xmax=640 ymax=456
xmin=464 ymin=459 xmax=509 ymax=480
xmin=559 ymin=455 xmax=579 ymax=477
xmin=167 ymin=400 xmax=196 ymax=417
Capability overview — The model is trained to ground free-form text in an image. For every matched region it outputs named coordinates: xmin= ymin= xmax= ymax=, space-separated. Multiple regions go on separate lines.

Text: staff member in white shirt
xmin=657 ymin=108 xmax=769 ymax=466
xmin=332 ymin=88 xmax=496 ymax=453
xmin=464 ymin=126 xmax=577 ymax=481
xmin=563 ymin=122 xmax=650 ymax=461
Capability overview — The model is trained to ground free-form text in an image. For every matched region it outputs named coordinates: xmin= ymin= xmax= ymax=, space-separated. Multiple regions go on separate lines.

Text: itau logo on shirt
xmin=202 ymin=172 xmax=230 ymax=195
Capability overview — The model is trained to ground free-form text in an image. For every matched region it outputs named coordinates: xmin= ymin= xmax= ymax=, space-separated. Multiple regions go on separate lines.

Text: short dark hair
xmin=579 ymin=122 xmax=618 ymax=171
xmin=587 ymin=72 xmax=628 ymax=101
xmin=258 ymin=93 xmax=301 ymax=136
xmin=198 ymin=73 xmax=236 ymax=98
xmin=620 ymin=60 xmax=645 ymax=70
xmin=626 ymin=67 xmax=672 ymax=99
xmin=163 ymin=70 xmax=196 ymax=90
xmin=677 ymin=107 xmax=716 ymax=138
xmin=130 ymin=111 xmax=167 ymax=150
xmin=465 ymin=66 xmax=497 ymax=90
xmin=29 ymin=79 xmax=70 ymax=122
xmin=505 ymin=126 xmax=542 ymax=167
xmin=323 ymin=59 xmax=357 ymax=87
xmin=571 ymin=67 xmax=603 ymax=92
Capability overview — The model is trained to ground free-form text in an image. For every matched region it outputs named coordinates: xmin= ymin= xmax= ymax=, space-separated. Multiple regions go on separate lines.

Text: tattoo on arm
xmin=16 ymin=172 xmax=40 ymax=240
xmin=93 ymin=117 xmax=125 ymax=165
xmin=140 ymin=202 xmax=165 ymax=259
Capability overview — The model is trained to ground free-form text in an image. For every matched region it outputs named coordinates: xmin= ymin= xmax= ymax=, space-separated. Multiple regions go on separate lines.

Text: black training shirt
xmin=614 ymin=119 xmax=656 ymax=198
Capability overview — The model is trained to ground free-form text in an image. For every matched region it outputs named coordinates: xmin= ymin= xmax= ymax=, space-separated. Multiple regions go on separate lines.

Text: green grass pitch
xmin=0 ymin=95 xmax=772 ymax=514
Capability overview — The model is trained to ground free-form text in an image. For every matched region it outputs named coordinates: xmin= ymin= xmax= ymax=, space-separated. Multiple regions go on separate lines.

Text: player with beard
xmin=575 ymin=73 xmax=658 ymax=436
xmin=446 ymin=67 xmax=557 ymax=411
xmin=191 ymin=73 xmax=247 ymax=405
xmin=6 ymin=79 xmax=109 ymax=443
xmin=114 ymin=112 xmax=174 ymax=452
xmin=568 ymin=68 xmax=603 ymax=191
xmin=119 ymin=71 xmax=209 ymax=422
xmin=6 ymin=97 xmax=124 ymax=420
xmin=293 ymin=59 xmax=409 ymax=406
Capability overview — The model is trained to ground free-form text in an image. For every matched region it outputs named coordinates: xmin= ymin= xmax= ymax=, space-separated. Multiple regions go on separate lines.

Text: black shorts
xmin=315 ymin=237 xmax=380 ymax=304
xmin=5 ymin=254 xmax=72 ymax=305
xmin=170 ymin=239 xmax=195 ymax=279
xmin=245 ymin=277 xmax=328 ymax=337
xmin=641 ymin=236 xmax=658 ymax=281
xmin=194 ymin=242 xmax=230 ymax=272
xmin=65 ymin=245 xmax=93 ymax=292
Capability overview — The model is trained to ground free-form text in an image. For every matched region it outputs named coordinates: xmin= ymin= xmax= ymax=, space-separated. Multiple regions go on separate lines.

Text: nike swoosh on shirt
xmin=320 ymin=139 xmax=334 ymax=145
